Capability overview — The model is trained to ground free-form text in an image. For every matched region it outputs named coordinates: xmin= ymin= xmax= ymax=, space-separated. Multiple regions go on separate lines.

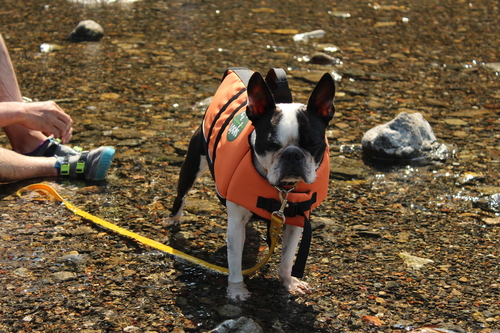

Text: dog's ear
xmin=246 ymin=72 xmax=276 ymax=122
xmin=307 ymin=73 xmax=336 ymax=123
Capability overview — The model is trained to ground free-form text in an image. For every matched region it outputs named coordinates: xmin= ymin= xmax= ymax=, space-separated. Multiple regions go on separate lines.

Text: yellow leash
xmin=16 ymin=183 xmax=287 ymax=276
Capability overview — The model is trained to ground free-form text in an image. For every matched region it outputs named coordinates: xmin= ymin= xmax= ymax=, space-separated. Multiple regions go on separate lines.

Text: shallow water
xmin=1 ymin=0 xmax=500 ymax=332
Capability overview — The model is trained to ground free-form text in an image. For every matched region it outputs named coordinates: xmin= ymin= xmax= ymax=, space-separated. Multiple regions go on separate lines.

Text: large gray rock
xmin=69 ymin=20 xmax=104 ymax=41
xmin=361 ymin=112 xmax=449 ymax=165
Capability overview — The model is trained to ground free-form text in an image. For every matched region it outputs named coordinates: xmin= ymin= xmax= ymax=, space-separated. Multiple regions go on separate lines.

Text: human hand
xmin=20 ymin=101 xmax=74 ymax=143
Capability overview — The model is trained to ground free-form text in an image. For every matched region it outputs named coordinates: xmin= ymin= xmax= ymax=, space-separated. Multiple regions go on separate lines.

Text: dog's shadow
xmin=170 ymin=218 xmax=317 ymax=331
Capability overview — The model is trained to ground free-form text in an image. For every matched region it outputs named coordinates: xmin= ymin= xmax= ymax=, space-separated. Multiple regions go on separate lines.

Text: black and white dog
xmin=167 ymin=69 xmax=335 ymax=301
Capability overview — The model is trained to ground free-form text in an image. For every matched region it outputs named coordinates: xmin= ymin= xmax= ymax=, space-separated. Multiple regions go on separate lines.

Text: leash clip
xmin=270 ymin=183 xmax=297 ymax=238
xmin=272 ymin=183 xmax=297 ymax=218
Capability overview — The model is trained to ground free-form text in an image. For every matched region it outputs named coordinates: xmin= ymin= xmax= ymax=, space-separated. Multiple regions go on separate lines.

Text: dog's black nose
xmin=282 ymin=147 xmax=304 ymax=162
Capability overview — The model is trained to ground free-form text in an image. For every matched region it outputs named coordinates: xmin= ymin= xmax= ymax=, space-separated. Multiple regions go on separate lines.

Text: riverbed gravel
xmin=1 ymin=0 xmax=499 ymax=332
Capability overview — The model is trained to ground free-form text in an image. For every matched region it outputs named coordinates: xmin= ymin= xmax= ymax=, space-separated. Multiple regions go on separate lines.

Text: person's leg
xmin=0 ymin=147 xmax=58 ymax=182
xmin=0 ymin=34 xmax=47 ymax=154
xmin=0 ymin=145 xmax=115 ymax=182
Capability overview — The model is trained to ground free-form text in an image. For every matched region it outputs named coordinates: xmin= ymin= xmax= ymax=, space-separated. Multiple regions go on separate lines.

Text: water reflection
xmin=82 ymin=42 xmax=103 ymax=61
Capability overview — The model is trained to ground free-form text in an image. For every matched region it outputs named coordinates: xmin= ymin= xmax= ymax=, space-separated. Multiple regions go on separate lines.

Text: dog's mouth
xmin=278 ymin=172 xmax=304 ymax=184
xmin=271 ymin=167 xmax=311 ymax=186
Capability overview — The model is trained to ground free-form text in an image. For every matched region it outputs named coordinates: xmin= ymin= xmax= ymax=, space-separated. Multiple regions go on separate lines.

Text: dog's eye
xmin=306 ymin=140 xmax=324 ymax=153
xmin=255 ymin=137 xmax=281 ymax=152
xmin=309 ymin=141 xmax=321 ymax=148
xmin=265 ymin=140 xmax=281 ymax=151
xmin=308 ymin=139 xmax=322 ymax=148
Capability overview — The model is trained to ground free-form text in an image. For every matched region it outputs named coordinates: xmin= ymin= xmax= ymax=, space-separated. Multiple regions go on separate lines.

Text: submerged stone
xmin=484 ymin=62 xmax=500 ymax=72
xmin=361 ymin=112 xmax=450 ymax=166
xmin=309 ymin=52 xmax=343 ymax=65
xmin=209 ymin=317 xmax=263 ymax=333
xmin=474 ymin=193 xmax=500 ymax=213
xmin=52 ymin=271 xmax=77 ymax=281
xmin=69 ymin=20 xmax=104 ymax=41
xmin=293 ymin=29 xmax=326 ymax=42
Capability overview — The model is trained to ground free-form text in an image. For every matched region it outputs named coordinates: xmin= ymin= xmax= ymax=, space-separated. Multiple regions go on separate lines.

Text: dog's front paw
xmin=163 ymin=215 xmax=181 ymax=226
xmin=281 ymin=276 xmax=312 ymax=295
xmin=163 ymin=210 xmax=183 ymax=226
xmin=227 ymin=281 xmax=251 ymax=301
xmin=164 ymin=202 xmax=185 ymax=226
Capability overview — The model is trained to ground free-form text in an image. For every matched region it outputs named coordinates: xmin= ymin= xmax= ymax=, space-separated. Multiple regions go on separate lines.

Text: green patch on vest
xmin=227 ymin=111 xmax=249 ymax=141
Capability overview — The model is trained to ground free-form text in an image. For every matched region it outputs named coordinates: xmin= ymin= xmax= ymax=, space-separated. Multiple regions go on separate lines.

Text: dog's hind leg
xmin=165 ymin=127 xmax=208 ymax=225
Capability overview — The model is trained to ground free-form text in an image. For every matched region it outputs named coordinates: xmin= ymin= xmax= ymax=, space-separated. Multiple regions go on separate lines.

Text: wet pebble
xmin=484 ymin=62 xmax=500 ymax=72
xmin=52 ymin=271 xmax=77 ymax=281
xmin=398 ymin=252 xmax=434 ymax=270
xmin=443 ymin=118 xmax=469 ymax=126
xmin=315 ymin=43 xmax=340 ymax=53
xmin=13 ymin=267 xmax=31 ymax=278
xmin=39 ymin=43 xmax=63 ymax=53
xmin=455 ymin=172 xmax=485 ymax=186
xmin=291 ymin=70 xmax=328 ymax=83
xmin=338 ymin=67 xmax=366 ymax=77
xmin=425 ymin=98 xmax=450 ymax=108
xmin=309 ymin=52 xmax=342 ymax=65
xmin=61 ymin=251 xmax=86 ymax=263
xmin=482 ymin=217 xmax=500 ymax=225
xmin=474 ymin=193 xmax=500 ymax=213
xmin=292 ymin=29 xmax=326 ymax=42
xmin=329 ymin=10 xmax=351 ymax=18
xmin=209 ymin=317 xmax=263 ymax=333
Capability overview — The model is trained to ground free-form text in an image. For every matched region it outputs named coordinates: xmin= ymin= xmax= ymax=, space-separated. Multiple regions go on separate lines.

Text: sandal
xmin=55 ymin=146 xmax=115 ymax=181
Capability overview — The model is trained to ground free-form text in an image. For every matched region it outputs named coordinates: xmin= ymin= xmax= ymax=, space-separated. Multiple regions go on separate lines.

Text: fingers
xmin=22 ymin=101 xmax=74 ymax=141
xmin=60 ymin=127 xmax=73 ymax=144
xmin=42 ymin=120 xmax=72 ymax=142
xmin=56 ymin=117 xmax=74 ymax=144
xmin=51 ymin=109 xmax=73 ymax=139
xmin=47 ymin=101 xmax=73 ymax=136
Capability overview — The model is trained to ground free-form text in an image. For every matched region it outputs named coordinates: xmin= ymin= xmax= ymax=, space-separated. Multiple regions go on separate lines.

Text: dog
xmin=166 ymin=68 xmax=335 ymax=301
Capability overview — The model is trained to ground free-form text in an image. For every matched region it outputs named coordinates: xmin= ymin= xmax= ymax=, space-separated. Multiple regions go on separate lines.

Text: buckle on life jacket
xmin=256 ymin=192 xmax=317 ymax=219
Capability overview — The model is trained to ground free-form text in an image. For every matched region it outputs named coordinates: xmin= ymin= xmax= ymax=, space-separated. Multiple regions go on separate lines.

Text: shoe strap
xmin=60 ymin=155 xmax=71 ymax=176
xmin=76 ymin=152 xmax=88 ymax=174
xmin=59 ymin=152 xmax=89 ymax=178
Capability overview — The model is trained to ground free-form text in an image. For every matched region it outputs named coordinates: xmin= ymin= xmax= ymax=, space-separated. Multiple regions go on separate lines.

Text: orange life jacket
xmin=202 ymin=68 xmax=330 ymax=228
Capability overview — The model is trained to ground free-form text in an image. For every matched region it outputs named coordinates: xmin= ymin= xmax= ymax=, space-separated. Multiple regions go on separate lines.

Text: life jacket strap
xmin=265 ymin=68 xmax=293 ymax=103
xmin=256 ymin=192 xmax=317 ymax=218
xmin=291 ymin=216 xmax=311 ymax=278
xmin=223 ymin=67 xmax=254 ymax=86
